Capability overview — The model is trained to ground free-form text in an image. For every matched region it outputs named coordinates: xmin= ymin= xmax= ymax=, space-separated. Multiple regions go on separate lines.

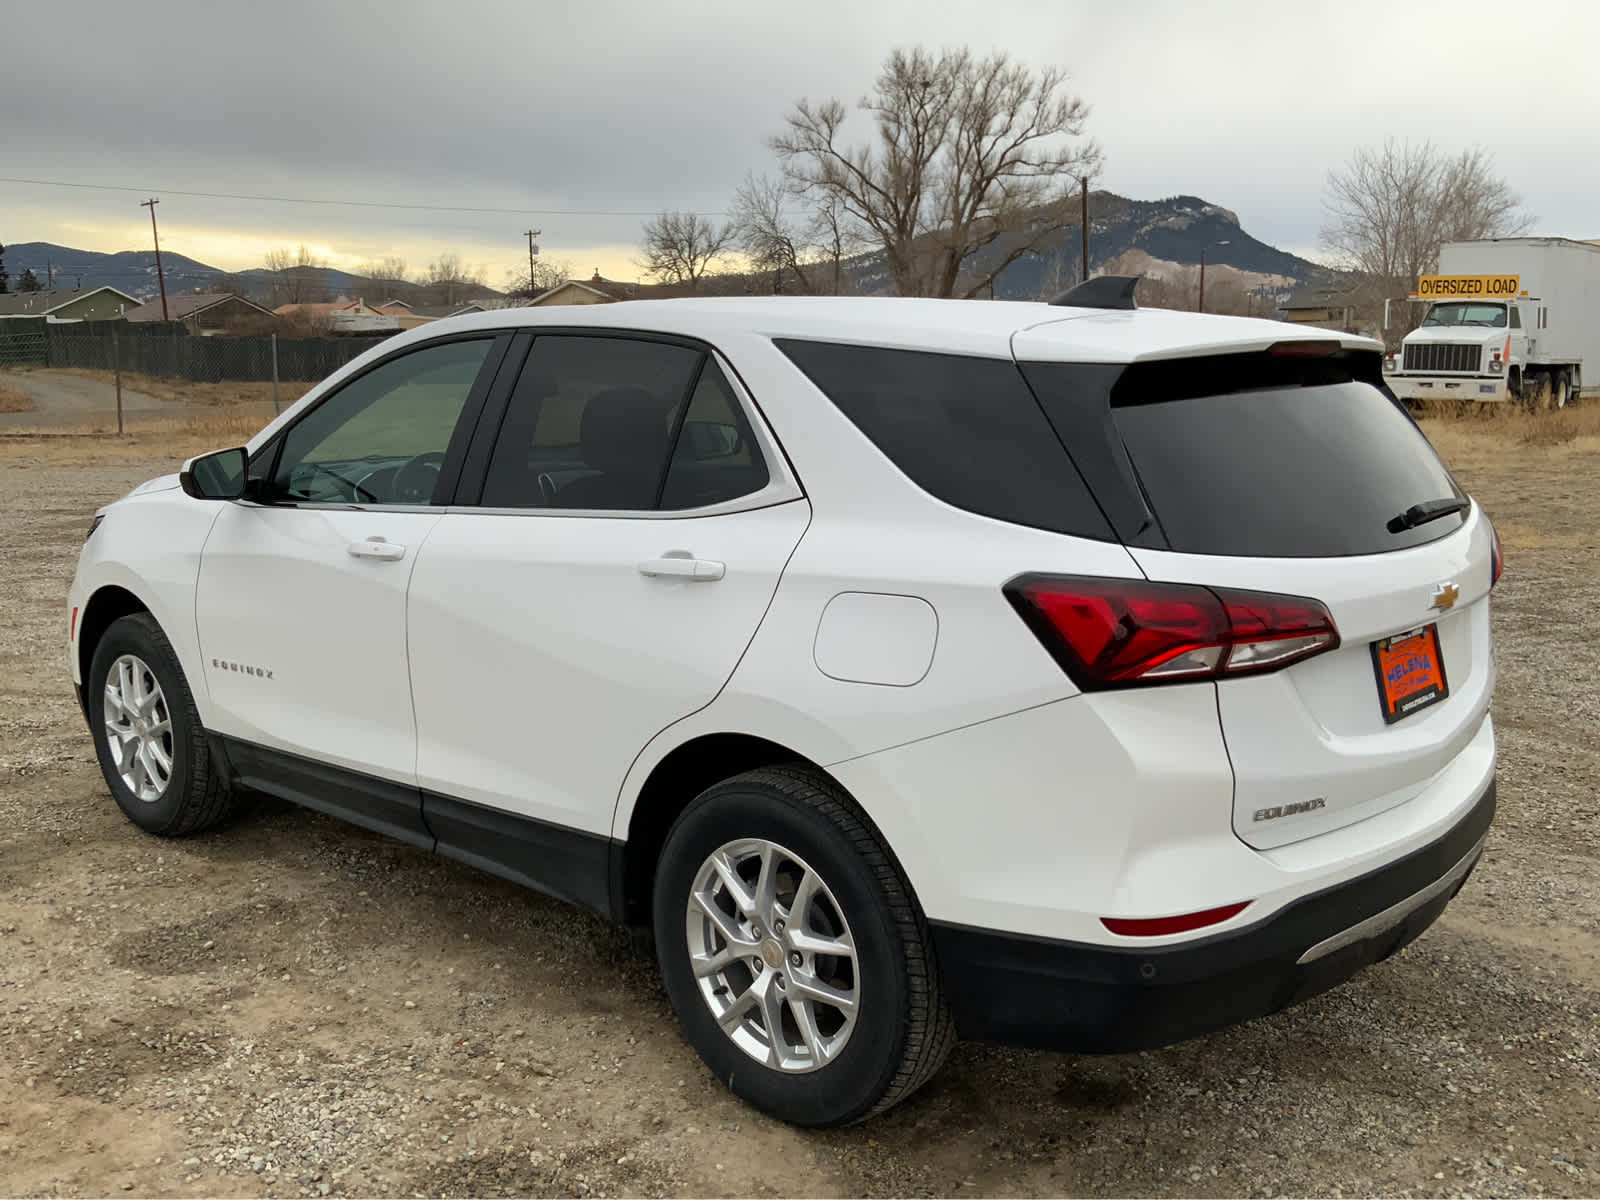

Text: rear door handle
xmin=347 ymin=537 xmax=407 ymax=561
xmin=638 ymin=552 xmax=724 ymax=581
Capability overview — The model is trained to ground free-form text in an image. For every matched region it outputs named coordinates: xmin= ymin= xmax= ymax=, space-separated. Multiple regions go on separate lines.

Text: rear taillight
xmin=1489 ymin=519 xmax=1504 ymax=587
xmin=1005 ymin=575 xmax=1340 ymax=691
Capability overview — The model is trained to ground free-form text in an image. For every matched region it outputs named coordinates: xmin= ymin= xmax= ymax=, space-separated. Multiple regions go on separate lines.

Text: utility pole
xmin=141 ymin=198 xmax=169 ymax=321
xmin=1197 ymin=240 xmax=1230 ymax=313
xmin=1080 ymin=176 xmax=1090 ymax=283
xmin=524 ymin=229 xmax=541 ymax=295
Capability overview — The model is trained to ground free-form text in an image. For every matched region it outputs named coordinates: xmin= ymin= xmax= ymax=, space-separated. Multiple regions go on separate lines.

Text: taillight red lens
xmin=1006 ymin=575 xmax=1340 ymax=690
xmin=1488 ymin=519 xmax=1504 ymax=587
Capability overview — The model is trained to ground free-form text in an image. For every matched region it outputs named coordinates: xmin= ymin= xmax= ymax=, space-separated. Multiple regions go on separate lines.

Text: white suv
xmin=68 ymin=286 xmax=1499 ymax=1126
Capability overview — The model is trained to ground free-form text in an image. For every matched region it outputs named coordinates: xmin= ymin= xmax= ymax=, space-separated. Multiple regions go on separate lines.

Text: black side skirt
xmin=212 ymin=734 xmax=619 ymax=920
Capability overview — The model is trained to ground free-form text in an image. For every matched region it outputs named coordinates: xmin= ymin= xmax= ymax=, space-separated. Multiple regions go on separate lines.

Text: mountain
xmin=0 ymin=242 xmax=501 ymax=307
xmin=3 ymin=242 xmax=244 ymax=298
xmin=849 ymin=192 xmax=1323 ymax=300
xmin=6 ymin=193 xmax=1323 ymax=306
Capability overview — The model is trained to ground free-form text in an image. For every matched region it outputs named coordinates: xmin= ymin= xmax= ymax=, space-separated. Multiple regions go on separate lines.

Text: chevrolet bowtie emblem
xmin=1430 ymin=582 xmax=1460 ymax=611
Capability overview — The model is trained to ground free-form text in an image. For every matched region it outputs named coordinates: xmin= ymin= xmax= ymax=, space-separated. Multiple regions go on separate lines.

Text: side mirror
xmin=179 ymin=447 xmax=249 ymax=500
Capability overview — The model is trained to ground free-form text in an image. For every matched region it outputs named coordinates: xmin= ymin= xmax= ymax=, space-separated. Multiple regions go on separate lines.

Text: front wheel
xmin=87 ymin=613 xmax=243 ymax=836
xmin=652 ymin=766 xmax=953 ymax=1126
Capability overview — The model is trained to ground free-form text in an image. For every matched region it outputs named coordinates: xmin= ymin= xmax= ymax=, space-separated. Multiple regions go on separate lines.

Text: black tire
xmin=652 ymin=765 xmax=954 ymax=1127
xmin=87 ymin=613 xmax=243 ymax=836
xmin=1552 ymin=370 xmax=1570 ymax=410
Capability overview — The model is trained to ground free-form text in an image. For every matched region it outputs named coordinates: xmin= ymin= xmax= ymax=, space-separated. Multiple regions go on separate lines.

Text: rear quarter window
xmin=775 ymin=339 xmax=1112 ymax=540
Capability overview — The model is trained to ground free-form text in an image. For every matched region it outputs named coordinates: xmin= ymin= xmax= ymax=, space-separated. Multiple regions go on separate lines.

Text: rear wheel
xmin=1551 ymin=370 xmax=1570 ymax=410
xmin=88 ymin=613 xmax=243 ymax=836
xmin=652 ymin=766 xmax=953 ymax=1126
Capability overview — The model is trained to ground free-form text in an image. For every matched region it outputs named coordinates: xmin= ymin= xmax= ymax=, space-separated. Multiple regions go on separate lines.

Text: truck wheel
xmin=1551 ymin=370 xmax=1569 ymax=410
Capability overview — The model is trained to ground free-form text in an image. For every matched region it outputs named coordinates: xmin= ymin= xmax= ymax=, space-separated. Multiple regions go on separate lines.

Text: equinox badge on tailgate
xmin=1253 ymin=798 xmax=1326 ymax=823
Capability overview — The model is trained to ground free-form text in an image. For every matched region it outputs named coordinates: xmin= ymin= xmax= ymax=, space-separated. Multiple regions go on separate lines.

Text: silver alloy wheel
xmin=685 ymin=837 xmax=860 ymax=1073
xmin=103 ymin=653 xmax=174 ymax=803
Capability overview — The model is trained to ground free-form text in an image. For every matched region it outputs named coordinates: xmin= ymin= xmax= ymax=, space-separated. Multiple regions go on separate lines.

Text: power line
xmin=0 ymin=175 xmax=727 ymax=219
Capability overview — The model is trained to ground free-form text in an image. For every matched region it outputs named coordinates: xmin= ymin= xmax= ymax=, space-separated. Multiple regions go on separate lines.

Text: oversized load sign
xmin=1415 ymin=274 xmax=1521 ymax=298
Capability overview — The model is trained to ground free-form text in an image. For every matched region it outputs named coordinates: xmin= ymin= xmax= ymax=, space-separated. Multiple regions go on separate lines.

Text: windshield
xmin=1422 ymin=302 xmax=1506 ymax=328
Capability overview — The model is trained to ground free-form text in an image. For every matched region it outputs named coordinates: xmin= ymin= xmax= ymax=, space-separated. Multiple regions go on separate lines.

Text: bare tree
xmin=732 ymin=174 xmax=814 ymax=293
xmin=351 ymin=256 xmax=410 ymax=299
xmin=421 ymin=254 xmax=487 ymax=306
xmin=639 ymin=210 xmax=735 ymax=289
xmin=1321 ymin=140 xmax=1529 ymax=293
xmin=772 ymin=46 xmax=1099 ymax=299
xmin=505 ymin=257 xmax=574 ymax=300
xmin=263 ymin=244 xmax=328 ymax=306
xmin=732 ymin=174 xmax=867 ymax=294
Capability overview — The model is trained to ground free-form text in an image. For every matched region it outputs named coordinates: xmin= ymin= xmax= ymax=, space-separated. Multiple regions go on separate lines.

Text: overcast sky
xmin=4 ymin=0 xmax=1597 ymax=288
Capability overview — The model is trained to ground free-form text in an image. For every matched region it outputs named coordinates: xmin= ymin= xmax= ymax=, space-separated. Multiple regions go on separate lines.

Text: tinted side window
xmin=273 ymin=338 xmax=491 ymax=505
xmin=1509 ymin=306 xmax=1522 ymax=329
xmin=775 ymin=340 xmax=1112 ymax=539
xmin=659 ymin=361 xmax=770 ymax=510
xmin=480 ymin=336 xmax=702 ymax=510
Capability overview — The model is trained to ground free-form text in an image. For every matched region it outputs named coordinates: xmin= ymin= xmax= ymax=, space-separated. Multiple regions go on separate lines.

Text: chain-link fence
xmin=0 ymin=319 xmax=397 ymax=434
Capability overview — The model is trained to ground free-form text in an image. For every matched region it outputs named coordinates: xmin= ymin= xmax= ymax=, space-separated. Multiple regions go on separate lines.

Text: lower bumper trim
xmin=929 ymin=778 xmax=1494 ymax=1054
xmin=1297 ymin=831 xmax=1487 ymax=964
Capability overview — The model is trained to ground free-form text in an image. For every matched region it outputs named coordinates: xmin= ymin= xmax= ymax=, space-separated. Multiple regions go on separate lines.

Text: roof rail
xmin=1048 ymin=275 xmax=1141 ymax=310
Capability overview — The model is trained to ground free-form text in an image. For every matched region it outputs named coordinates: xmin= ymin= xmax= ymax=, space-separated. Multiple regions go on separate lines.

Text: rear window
xmin=1024 ymin=352 xmax=1466 ymax=558
xmin=775 ymin=340 xmax=1112 ymax=539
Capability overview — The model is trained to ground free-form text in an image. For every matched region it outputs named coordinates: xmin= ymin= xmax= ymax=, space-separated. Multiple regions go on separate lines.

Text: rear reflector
xmin=1101 ymin=901 xmax=1250 ymax=937
xmin=1488 ymin=519 xmax=1504 ymax=586
xmin=69 ymin=605 xmax=78 ymax=642
xmin=1005 ymin=575 xmax=1340 ymax=690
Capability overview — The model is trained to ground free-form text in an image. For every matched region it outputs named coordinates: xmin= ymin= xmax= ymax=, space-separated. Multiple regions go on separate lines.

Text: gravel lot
xmin=1 ymin=418 xmax=1596 ymax=1198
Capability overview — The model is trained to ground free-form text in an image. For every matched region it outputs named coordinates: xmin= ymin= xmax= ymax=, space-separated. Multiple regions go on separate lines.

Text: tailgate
xmin=1130 ymin=512 xmax=1495 ymax=848
xmin=1017 ymin=340 xmax=1498 ymax=850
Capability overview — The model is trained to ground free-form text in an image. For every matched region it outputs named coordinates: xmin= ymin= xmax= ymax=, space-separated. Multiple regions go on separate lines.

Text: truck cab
xmin=1387 ymin=299 xmax=1529 ymax=405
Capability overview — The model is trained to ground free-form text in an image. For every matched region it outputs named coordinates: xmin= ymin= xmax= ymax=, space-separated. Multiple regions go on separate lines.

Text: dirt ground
xmin=0 ymin=409 xmax=1597 ymax=1199
xmin=0 ymin=369 xmax=292 ymax=433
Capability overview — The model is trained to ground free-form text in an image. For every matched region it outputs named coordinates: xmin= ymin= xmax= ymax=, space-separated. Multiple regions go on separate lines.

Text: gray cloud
xmin=5 ymin=0 xmax=1596 ymax=274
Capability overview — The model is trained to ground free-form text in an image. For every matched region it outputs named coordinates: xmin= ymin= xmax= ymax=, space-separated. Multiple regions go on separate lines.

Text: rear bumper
xmin=929 ymin=777 xmax=1494 ymax=1053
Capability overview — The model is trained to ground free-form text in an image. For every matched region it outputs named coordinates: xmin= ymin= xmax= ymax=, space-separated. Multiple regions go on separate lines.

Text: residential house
xmin=123 ymin=292 xmax=274 ymax=332
xmin=376 ymin=301 xmax=488 ymax=330
xmin=273 ymin=299 xmax=400 ymax=334
xmin=0 ymin=286 xmax=142 ymax=322
xmin=1280 ymin=281 xmax=1363 ymax=331
xmin=527 ymin=271 xmax=700 ymax=306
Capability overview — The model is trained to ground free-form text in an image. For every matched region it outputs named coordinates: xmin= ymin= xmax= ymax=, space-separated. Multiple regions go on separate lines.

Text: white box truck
xmin=1386 ymin=237 xmax=1599 ymax=408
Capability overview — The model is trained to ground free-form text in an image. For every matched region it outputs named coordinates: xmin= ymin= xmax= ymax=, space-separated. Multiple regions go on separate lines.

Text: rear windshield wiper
xmin=1387 ymin=496 xmax=1470 ymax=534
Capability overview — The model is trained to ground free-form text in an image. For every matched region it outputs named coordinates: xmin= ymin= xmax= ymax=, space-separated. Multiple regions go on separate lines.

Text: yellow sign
xmin=1416 ymin=274 xmax=1521 ymax=298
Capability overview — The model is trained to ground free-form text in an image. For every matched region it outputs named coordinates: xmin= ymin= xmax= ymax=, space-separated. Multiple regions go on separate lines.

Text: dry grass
xmin=50 ymin=367 xmax=312 ymax=409
xmin=1416 ymin=398 xmax=1600 ymax=473
xmin=0 ymin=408 xmax=275 ymax=467
xmin=0 ymin=382 xmax=35 ymax=413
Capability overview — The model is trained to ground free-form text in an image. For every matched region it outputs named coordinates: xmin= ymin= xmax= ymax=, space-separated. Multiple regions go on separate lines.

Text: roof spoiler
xmin=1047 ymin=275 xmax=1141 ymax=310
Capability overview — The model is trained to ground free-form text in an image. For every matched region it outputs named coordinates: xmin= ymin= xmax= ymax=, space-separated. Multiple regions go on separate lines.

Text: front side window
xmin=479 ymin=336 xmax=769 ymax=511
xmin=273 ymin=338 xmax=492 ymax=505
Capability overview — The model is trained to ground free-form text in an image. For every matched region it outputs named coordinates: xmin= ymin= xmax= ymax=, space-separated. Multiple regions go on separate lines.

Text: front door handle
xmin=347 ymin=537 xmax=407 ymax=561
xmin=638 ymin=552 xmax=724 ymax=581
